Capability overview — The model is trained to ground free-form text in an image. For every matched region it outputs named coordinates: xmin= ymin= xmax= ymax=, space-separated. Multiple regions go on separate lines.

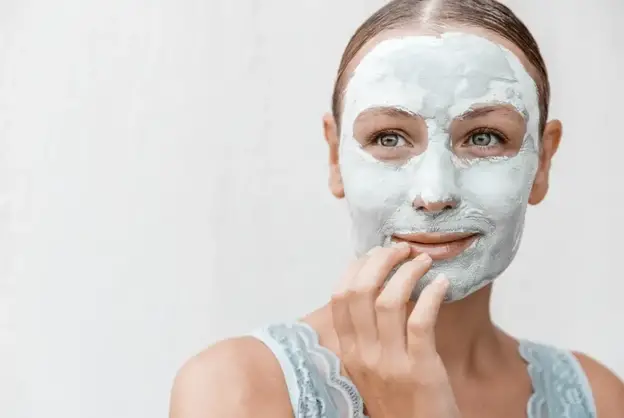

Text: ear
xmin=529 ymin=119 xmax=562 ymax=205
xmin=323 ymin=112 xmax=344 ymax=199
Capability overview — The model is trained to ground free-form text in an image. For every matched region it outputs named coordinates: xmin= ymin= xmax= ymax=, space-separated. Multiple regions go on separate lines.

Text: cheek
xmin=340 ymin=155 xmax=408 ymax=214
xmin=460 ymin=154 xmax=538 ymax=218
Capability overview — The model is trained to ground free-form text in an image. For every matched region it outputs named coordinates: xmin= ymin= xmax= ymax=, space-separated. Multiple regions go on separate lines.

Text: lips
xmin=391 ymin=232 xmax=480 ymax=261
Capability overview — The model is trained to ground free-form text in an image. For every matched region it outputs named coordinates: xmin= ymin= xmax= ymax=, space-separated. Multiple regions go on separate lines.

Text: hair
xmin=331 ymin=0 xmax=550 ymax=135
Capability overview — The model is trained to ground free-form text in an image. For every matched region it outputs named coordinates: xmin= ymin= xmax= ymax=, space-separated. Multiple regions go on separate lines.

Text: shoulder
xmin=573 ymin=351 xmax=624 ymax=418
xmin=169 ymin=336 xmax=294 ymax=418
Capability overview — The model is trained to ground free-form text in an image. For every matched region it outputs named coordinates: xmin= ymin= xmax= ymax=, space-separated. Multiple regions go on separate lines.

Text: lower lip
xmin=392 ymin=234 xmax=480 ymax=261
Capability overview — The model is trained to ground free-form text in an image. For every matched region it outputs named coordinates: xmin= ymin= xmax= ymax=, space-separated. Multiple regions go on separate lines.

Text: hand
xmin=331 ymin=242 xmax=461 ymax=418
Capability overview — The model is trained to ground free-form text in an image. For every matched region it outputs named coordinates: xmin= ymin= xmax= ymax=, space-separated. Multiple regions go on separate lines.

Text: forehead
xmin=352 ymin=34 xmax=520 ymax=90
xmin=342 ymin=25 xmax=540 ymax=91
xmin=342 ymin=32 xmax=539 ymax=123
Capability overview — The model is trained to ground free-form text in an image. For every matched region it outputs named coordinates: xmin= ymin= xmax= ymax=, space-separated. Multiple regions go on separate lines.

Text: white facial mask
xmin=339 ymin=32 xmax=541 ymax=301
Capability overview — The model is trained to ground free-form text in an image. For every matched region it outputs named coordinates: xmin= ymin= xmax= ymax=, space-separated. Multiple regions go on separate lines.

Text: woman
xmin=170 ymin=0 xmax=624 ymax=417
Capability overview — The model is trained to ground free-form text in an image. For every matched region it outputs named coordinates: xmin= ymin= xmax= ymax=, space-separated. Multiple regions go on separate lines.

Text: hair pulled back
xmin=331 ymin=0 xmax=550 ymax=134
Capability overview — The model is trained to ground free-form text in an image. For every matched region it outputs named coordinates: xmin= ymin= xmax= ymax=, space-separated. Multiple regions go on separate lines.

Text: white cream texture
xmin=339 ymin=33 xmax=541 ymax=301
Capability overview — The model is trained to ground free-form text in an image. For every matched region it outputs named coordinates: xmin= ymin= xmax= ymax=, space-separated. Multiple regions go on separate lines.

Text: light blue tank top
xmin=250 ymin=322 xmax=596 ymax=418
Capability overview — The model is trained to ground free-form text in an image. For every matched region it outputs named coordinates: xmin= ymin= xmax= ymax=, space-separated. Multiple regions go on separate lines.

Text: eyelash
xmin=465 ymin=127 xmax=508 ymax=146
xmin=367 ymin=130 xmax=409 ymax=146
xmin=367 ymin=128 xmax=508 ymax=147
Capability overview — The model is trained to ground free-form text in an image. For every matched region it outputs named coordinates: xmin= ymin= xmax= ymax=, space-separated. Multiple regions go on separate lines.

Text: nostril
xmin=412 ymin=198 xmax=457 ymax=213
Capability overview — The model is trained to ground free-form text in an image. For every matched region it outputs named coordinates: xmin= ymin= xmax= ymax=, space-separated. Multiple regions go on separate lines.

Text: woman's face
xmin=324 ymin=28 xmax=561 ymax=302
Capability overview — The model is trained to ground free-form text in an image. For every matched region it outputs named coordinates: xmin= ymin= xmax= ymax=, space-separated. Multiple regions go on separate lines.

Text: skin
xmin=169 ymin=24 xmax=624 ymax=418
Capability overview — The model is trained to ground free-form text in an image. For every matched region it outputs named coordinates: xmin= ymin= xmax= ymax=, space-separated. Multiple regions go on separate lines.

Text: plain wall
xmin=2 ymin=1 xmax=622 ymax=417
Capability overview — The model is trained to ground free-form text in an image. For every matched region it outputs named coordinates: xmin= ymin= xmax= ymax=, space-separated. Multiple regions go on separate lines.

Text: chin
xmin=409 ymin=244 xmax=519 ymax=302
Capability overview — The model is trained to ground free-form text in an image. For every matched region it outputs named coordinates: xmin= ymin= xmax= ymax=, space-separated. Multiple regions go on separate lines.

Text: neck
xmin=407 ymin=284 xmax=506 ymax=379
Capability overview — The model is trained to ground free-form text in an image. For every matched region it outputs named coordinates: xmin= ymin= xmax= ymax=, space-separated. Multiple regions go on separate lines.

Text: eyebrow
xmin=457 ymin=105 xmax=517 ymax=120
xmin=357 ymin=106 xmax=418 ymax=120
xmin=357 ymin=105 xmax=521 ymax=122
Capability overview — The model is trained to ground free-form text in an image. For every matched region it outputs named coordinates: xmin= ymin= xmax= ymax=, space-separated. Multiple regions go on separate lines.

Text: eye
xmin=467 ymin=131 xmax=504 ymax=147
xmin=374 ymin=132 xmax=407 ymax=147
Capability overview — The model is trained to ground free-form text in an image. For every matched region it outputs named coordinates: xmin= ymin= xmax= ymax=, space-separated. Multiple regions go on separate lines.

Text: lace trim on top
xmin=259 ymin=322 xmax=366 ymax=418
xmin=293 ymin=323 xmax=366 ymax=418
xmin=519 ymin=339 xmax=597 ymax=418
xmin=255 ymin=323 xmax=328 ymax=417
xmin=252 ymin=323 xmax=596 ymax=418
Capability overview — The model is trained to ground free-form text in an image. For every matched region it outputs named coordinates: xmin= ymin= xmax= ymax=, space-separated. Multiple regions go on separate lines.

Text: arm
xmin=169 ymin=337 xmax=294 ymax=418
xmin=574 ymin=352 xmax=624 ymax=418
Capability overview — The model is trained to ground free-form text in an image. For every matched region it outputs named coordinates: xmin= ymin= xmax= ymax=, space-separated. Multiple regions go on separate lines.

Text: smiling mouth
xmin=391 ymin=232 xmax=480 ymax=261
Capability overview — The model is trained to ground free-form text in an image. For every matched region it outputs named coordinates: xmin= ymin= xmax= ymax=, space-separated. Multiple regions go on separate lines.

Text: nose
xmin=412 ymin=197 xmax=458 ymax=214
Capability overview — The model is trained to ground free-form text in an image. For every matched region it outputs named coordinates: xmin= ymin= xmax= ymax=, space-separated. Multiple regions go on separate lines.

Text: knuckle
xmin=331 ymin=289 xmax=349 ymax=303
xmin=340 ymin=344 xmax=362 ymax=363
xmin=341 ymin=351 xmax=359 ymax=367
xmin=332 ymin=287 xmax=363 ymax=302
xmin=376 ymin=357 xmax=411 ymax=382
xmin=343 ymin=346 xmax=384 ymax=376
xmin=353 ymin=283 xmax=378 ymax=296
xmin=375 ymin=297 xmax=400 ymax=312
xmin=407 ymin=320 xmax=429 ymax=336
xmin=332 ymin=283 xmax=377 ymax=302
xmin=375 ymin=368 xmax=395 ymax=382
xmin=360 ymin=346 xmax=382 ymax=369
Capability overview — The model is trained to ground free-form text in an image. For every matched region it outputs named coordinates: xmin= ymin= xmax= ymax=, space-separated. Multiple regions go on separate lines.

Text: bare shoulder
xmin=573 ymin=351 xmax=624 ymax=417
xmin=169 ymin=336 xmax=294 ymax=418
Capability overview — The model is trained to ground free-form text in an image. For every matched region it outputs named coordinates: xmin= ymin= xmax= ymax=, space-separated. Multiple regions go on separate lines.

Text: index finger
xmin=406 ymin=274 xmax=449 ymax=351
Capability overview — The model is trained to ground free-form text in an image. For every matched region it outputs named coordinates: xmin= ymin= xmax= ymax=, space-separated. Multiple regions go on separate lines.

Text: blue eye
xmin=375 ymin=133 xmax=406 ymax=147
xmin=469 ymin=132 xmax=502 ymax=147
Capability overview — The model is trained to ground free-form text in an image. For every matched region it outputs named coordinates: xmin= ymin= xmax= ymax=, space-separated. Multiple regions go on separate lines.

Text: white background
xmin=2 ymin=1 xmax=622 ymax=417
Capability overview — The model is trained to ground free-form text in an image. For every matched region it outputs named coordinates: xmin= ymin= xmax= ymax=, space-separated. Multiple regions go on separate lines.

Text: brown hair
xmin=331 ymin=0 xmax=550 ymax=134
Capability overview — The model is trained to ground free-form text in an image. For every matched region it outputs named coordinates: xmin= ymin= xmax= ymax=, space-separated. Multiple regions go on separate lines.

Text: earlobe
xmin=529 ymin=120 xmax=563 ymax=205
xmin=528 ymin=175 xmax=548 ymax=205
xmin=323 ymin=113 xmax=345 ymax=199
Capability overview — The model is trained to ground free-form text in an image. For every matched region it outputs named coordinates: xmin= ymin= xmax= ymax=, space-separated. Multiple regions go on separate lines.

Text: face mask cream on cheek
xmin=339 ymin=33 xmax=541 ymax=301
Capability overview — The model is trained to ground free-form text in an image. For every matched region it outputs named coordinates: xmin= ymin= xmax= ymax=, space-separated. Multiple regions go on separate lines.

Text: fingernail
xmin=435 ymin=273 xmax=449 ymax=288
xmin=415 ymin=253 xmax=431 ymax=263
xmin=392 ymin=241 xmax=409 ymax=250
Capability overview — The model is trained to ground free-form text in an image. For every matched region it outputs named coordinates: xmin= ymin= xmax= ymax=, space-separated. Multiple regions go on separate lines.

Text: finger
xmin=348 ymin=243 xmax=411 ymax=347
xmin=406 ymin=274 xmax=450 ymax=354
xmin=331 ymin=256 xmax=368 ymax=357
xmin=375 ymin=253 xmax=433 ymax=351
